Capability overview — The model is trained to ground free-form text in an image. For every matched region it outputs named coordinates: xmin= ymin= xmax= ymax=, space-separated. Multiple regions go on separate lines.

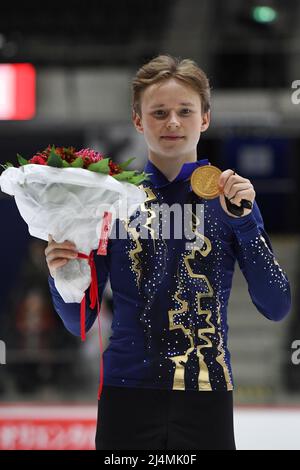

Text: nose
xmin=166 ymin=111 xmax=181 ymax=129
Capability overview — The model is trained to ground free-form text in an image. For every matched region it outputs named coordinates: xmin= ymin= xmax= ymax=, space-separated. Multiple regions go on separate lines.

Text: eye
xmin=153 ymin=110 xmax=166 ymax=118
xmin=180 ymin=108 xmax=192 ymax=115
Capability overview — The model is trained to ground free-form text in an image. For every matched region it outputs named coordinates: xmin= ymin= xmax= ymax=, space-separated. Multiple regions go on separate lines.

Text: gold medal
xmin=190 ymin=165 xmax=222 ymax=199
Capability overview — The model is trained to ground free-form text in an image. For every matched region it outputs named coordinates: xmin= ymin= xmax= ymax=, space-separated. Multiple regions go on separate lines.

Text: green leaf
xmin=17 ymin=154 xmax=28 ymax=166
xmin=62 ymin=160 xmax=71 ymax=168
xmin=70 ymin=157 xmax=84 ymax=168
xmin=118 ymin=157 xmax=136 ymax=170
xmin=1 ymin=162 xmax=13 ymax=170
xmin=127 ymin=173 xmax=149 ymax=185
xmin=49 ymin=145 xmax=58 ymax=157
xmin=47 ymin=147 xmax=63 ymax=168
xmin=87 ymin=158 xmax=110 ymax=174
xmin=113 ymin=170 xmax=136 ymax=181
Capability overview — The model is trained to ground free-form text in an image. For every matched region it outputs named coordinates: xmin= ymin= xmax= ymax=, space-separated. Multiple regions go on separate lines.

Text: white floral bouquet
xmin=0 ymin=146 xmax=148 ymax=306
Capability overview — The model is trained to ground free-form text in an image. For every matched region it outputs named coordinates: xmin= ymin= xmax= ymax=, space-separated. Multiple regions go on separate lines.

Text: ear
xmin=200 ymin=111 xmax=210 ymax=133
xmin=132 ymin=110 xmax=144 ymax=134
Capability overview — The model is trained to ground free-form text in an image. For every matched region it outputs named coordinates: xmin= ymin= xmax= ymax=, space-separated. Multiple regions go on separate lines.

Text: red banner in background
xmin=0 ymin=405 xmax=97 ymax=450
xmin=0 ymin=64 xmax=36 ymax=120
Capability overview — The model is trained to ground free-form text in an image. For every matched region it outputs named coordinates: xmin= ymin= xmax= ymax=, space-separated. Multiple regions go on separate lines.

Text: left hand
xmin=218 ymin=169 xmax=256 ymax=218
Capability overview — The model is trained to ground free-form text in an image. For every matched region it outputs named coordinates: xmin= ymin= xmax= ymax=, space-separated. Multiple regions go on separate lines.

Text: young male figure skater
xmin=46 ymin=55 xmax=291 ymax=450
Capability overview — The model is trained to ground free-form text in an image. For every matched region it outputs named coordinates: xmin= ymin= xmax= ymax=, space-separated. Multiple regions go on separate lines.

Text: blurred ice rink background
xmin=0 ymin=0 xmax=300 ymax=450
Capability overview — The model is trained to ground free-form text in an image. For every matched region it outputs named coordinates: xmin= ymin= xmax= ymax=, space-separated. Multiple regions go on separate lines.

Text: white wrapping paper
xmin=0 ymin=164 xmax=146 ymax=303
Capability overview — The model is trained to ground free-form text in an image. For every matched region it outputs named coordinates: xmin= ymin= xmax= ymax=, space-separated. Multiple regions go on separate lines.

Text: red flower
xmin=56 ymin=147 xmax=77 ymax=163
xmin=109 ymin=161 xmax=121 ymax=175
xmin=33 ymin=146 xmax=77 ymax=164
xmin=75 ymin=148 xmax=104 ymax=168
xmin=29 ymin=155 xmax=47 ymax=165
xmin=24 ymin=146 xmax=128 ymax=179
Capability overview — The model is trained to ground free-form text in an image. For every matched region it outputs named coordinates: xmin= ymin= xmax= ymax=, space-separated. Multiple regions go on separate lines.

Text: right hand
xmin=45 ymin=235 xmax=78 ymax=277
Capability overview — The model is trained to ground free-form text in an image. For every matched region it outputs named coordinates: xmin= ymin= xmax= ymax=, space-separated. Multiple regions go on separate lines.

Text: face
xmin=133 ymin=78 xmax=210 ymax=162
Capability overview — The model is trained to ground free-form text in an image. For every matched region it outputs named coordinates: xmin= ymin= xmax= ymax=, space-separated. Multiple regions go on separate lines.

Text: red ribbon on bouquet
xmin=78 ymin=251 xmax=99 ymax=341
xmin=97 ymin=211 xmax=112 ymax=255
xmin=77 ymin=210 xmax=112 ymax=400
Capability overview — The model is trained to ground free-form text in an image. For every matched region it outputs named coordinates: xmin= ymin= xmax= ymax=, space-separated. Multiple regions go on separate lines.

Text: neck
xmin=148 ymin=151 xmax=197 ymax=181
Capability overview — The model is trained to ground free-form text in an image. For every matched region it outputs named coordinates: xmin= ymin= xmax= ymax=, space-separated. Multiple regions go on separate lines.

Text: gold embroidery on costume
xmin=124 ymin=221 xmax=143 ymax=287
xmin=183 ymin=212 xmax=214 ymax=390
xmin=140 ymin=186 xmax=157 ymax=246
xmin=168 ymin=206 xmax=233 ymax=391
xmin=168 ymin=291 xmax=195 ymax=390
xmin=215 ymin=296 xmax=233 ymax=390
xmin=196 ymin=278 xmax=214 ymax=391
xmin=125 ymin=185 xmax=157 ymax=287
xmin=168 ymin=204 xmax=217 ymax=390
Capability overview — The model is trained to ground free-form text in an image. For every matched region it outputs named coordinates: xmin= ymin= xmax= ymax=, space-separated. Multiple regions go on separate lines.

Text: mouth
xmin=160 ymin=136 xmax=185 ymax=141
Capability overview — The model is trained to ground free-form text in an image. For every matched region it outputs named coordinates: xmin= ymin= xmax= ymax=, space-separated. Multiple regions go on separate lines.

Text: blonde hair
xmin=132 ymin=54 xmax=211 ymax=117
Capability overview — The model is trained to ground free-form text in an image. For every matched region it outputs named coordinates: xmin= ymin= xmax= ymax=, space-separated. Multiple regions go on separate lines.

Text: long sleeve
xmin=48 ymin=250 xmax=110 ymax=336
xmin=224 ymin=202 xmax=291 ymax=321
